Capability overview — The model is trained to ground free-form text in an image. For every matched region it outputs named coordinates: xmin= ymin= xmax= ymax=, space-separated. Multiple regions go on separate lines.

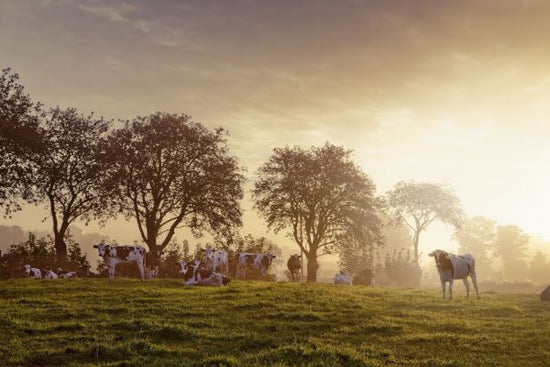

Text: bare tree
xmin=254 ymin=143 xmax=382 ymax=282
xmin=106 ymin=112 xmax=244 ymax=254
xmin=386 ymin=181 xmax=463 ymax=265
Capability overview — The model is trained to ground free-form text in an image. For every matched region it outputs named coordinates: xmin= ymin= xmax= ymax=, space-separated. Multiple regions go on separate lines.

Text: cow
xmin=287 ymin=254 xmax=302 ymax=281
xmin=145 ymin=249 xmax=162 ymax=279
xmin=179 ymin=260 xmax=230 ymax=286
xmin=429 ymin=249 xmax=480 ymax=299
xmin=93 ymin=243 xmax=146 ymax=281
xmin=333 ymin=269 xmax=353 ymax=285
xmin=60 ymin=271 xmax=77 ymax=279
xmin=237 ymin=252 xmax=276 ymax=280
xmin=43 ymin=269 xmax=59 ymax=279
xmin=203 ymin=248 xmax=228 ymax=274
xmin=24 ymin=264 xmax=42 ymax=279
xmin=255 ymin=252 xmax=276 ymax=277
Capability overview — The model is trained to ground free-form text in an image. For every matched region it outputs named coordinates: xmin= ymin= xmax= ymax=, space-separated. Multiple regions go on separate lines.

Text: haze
xmin=2 ymin=0 xmax=549 ymax=263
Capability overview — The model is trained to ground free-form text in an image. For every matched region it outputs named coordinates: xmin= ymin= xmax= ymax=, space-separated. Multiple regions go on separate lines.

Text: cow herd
xmin=22 ymin=243 xmax=483 ymax=299
xmin=24 ymin=264 xmax=77 ymax=279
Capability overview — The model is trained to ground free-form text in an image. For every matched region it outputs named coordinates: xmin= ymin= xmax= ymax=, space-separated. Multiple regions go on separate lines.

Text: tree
xmin=386 ymin=181 xmax=463 ymax=265
xmin=31 ymin=107 xmax=112 ymax=263
xmin=0 ymin=68 xmax=43 ymax=216
xmin=528 ymin=251 xmax=550 ymax=285
xmin=494 ymin=225 xmax=529 ymax=281
xmin=254 ymin=143 xmax=383 ymax=282
xmin=106 ymin=112 xmax=244 ymax=255
xmin=454 ymin=216 xmax=497 ymax=279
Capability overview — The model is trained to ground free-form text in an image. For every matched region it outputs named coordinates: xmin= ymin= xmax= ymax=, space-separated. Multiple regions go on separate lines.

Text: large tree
xmin=386 ymin=181 xmax=463 ymax=265
xmin=32 ymin=107 xmax=112 ymax=262
xmin=0 ymin=68 xmax=43 ymax=216
xmin=106 ymin=112 xmax=244 ymax=254
xmin=253 ymin=143 xmax=383 ymax=282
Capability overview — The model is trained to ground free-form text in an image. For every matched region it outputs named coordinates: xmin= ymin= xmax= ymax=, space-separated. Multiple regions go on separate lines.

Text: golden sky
xmin=2 ymin=0 xmax=550 ymax=263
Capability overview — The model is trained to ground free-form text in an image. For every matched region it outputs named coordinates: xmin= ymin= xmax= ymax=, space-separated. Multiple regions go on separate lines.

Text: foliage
xmin=386 ymin=181 xmax=463 ymax=265
xmin=105 ymin=112 xmax=244 ymax=254
xmin=0 ymin=233 xmax=90 ymax=278
xmin=1 ymin=280 xmax=550 ymax=366
xmin=28 ymin=107 xmax=112 ymax=262
xmin=454 ymin=216 xmax=498 ymax=280
xmin=373 ymin=248 xmax=422 ymax=287
xmin=0 ymin=67 xmax=43 ymax=216
xmin=528 ymin=251 xmax=550 ymax=285
xmin=254 ymin=143 xmax=383 ymax=281
xmin=494 ymin=225 xmax=529 ymax=281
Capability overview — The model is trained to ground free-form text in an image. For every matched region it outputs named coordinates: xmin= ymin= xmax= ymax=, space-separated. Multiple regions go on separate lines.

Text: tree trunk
xmin=413 ymin=230 xmax=420 ymax=265
xmin=306 ymin=254 xmax=318 ymax=282
xmin=54 ymin=234 xmax=67 ymax=264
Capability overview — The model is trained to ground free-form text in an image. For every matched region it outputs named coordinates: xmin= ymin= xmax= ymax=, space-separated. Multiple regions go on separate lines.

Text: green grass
xmin=0 ymin=279 xmax=549 ymax=366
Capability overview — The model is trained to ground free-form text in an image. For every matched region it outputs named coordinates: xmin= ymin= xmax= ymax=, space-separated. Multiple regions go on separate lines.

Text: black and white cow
xmin=237 ymin=252 xmax=276 ymax=280
xmin=429 ymin=249 xmax=479 ymax=299
xmin=93 ymin=243 xmax=146 ymax=281
xmin=287 ymin=254 xmax=302 ymax=281
xmin=24 ymin=264 xmax=42 ymax=279
xmin=179 ymin=259 xmax=230 ymax=286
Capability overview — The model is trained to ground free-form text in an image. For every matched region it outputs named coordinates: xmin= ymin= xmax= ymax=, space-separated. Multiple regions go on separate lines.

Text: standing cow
xmin=287 ymin=254 xmax=302 ymax=281
xmin=93 ymin=243 xmax=146 ymax=281
xmin=204 ymin=248 xmax=229 ymax=275
xmin=429 ymin=250 xmax=479 ymax=299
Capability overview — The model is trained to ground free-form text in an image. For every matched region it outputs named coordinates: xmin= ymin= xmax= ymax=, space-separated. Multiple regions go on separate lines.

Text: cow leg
xmin=441 ymin=280 xmax=446 ymax=299
xmin=463 ymin=278 xmax=470 ymax=299
xmin=108 ymin=265 xmax=115 ymax=281
xmin=448 ymin=279 xmax=454 ymax=300
xmin=470 ymin=273 xmax=480 ymax=299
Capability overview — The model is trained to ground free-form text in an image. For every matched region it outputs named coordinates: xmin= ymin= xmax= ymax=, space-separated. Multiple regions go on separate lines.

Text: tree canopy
xmin=106 ymin=112 xmax=244 ymax=253
xmin=31 ymin=107 xmax=112 ymax=262
xmin=386 ymin=181 xmax=463 ymax=265
xmin=0 ymin=67 xmax=43 ymax=216
xmin=254 ymin=143 xmax=383 ymax=282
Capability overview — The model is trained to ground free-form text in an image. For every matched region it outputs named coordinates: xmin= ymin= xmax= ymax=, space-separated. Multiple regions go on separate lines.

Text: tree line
xmin=1 ymin=67 xmax=471 ymax=282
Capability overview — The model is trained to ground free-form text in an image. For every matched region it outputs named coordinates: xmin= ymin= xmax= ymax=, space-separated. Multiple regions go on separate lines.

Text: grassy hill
xmin=0 ymin=279 xmax=549 ymax=366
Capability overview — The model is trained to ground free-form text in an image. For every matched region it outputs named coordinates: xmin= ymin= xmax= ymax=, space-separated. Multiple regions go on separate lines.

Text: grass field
xmin=1 ymin=279 xmax=549 ymax=367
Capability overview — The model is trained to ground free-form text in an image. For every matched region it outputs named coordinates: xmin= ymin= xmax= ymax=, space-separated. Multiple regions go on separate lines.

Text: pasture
xmin=0 ymin=279 xmax=549 ymax=367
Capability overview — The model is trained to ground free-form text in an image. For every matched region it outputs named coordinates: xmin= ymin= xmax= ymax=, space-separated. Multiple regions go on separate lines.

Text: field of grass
xmin=0 ymin=279 xmax=549 ymax=367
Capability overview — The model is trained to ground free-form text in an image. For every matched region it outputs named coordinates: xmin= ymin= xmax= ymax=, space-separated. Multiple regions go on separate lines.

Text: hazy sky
xmin=2 ymin=0 xmax=550 ymax=264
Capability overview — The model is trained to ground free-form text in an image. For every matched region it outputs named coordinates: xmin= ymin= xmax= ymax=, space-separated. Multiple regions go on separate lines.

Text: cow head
xmin=429 ymin=250 xmax=451 ymax=271
xmin=204 ymin=248 xmax=214 ymax=265
xmin=266 ymin=252 xmax=276 ymax=265
xmin=93 ymin=243 xmax=115 ymax=258
xmin=24 ymin=264 xmax=31 ymax=276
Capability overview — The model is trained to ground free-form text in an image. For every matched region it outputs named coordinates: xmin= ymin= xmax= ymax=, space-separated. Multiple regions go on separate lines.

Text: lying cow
xmin=179 ymin=260 xmax=230 ymax=286
xmin=24 ymin=264 xmax=42 ymax=279
xmin=43 ymin=269 xmax=59 ymax=279
xmin=287 ymin=254 xmax=302 ymax=281
xmin=333 ymin=269 xmax=353 ymax=285
xmin=93 ymin=243 xmax=146 ymax=281
xmin=429 ymin=249 xmax=479 ymax=299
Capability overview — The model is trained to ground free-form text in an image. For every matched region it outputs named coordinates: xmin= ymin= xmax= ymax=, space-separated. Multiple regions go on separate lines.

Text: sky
xmin=1 ymin=0 xmax=550 ymax=268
